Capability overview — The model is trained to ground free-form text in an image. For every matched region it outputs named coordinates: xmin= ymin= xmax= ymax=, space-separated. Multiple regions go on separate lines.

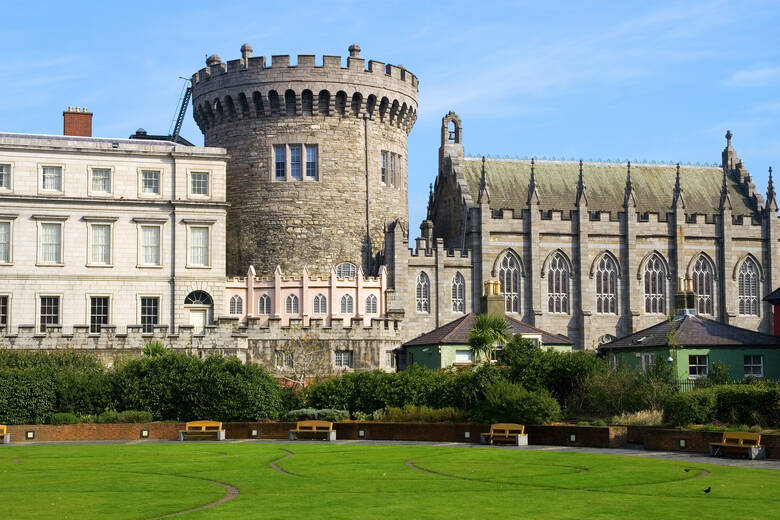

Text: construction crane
xmin=168 ymin=78 xmax=192 ymax=143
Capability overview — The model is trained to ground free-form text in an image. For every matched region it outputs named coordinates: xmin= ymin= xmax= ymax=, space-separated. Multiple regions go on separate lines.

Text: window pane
xmin=0 ymin=295 xmax=8 ymax=330
xmin=42 ymin=166 xmax=62 ymax=190
xmin=142 ymin=171 xmax=160 ymax=194
xmin=91 ymin=224 xmax=111 ymax=264
xmin=305 ymin=145 xmax=317 ymax=179
xmin=290 ymin=145 xmax=302 ymax=180
xmin=191 ymin=172 xmax=209 ymax=195
xmin=91 ymin=168 xmax=111 ymax=192
xmin=141 ymin=226 xmax=161 ymax=265
xmin=0 ymin=222 xmax=9 ymax=263
xmin=275 ymin=145 xmax=286 ymax=180
xmin=381 ymin=151 xmax=387 ymax=184
xmin=140 ymin=297 xmax=159 ymax=333
xmin=190 ymin=227 xmax=209 ymax=265
xmin=40 ymin=296 xmax=60 ymax=332
xmin=0 ymin=164 xmax=9 ymax=189
xmin=41 ymin=223 xmax=61 ymax=263
xmin=90 ymin=297 xmax=109 ymax=333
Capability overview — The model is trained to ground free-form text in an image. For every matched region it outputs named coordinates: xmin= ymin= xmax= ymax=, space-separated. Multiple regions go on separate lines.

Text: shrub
xmin=279 ymin=386 xmax=306 ymax=415
xmin=610 ymin=410 xmax=664 ymax=426
xmin=577 ymin=420 xmax=590 ymax=426
xmin=117 ymin=410 xmax=153 ymax=423
xmin=283 ymin=408 xmax=349 ymax=422
xmin=450 ymin=363 xmax=507 ymax=410
xmin=712 ymin=384 xmax=780 ymax=426
xmin=0 ymin=367 xmax=57 ymax=424
xmin=383 ymin=405 xmax=467 ymax=423
xmin=50 ymin=412 xmax=79 ymax=425
xmin=353 ymin=411 xmax=371 ymax=421
xmin=142 ymin=341 xmax=167 ymax=358
xmin=662 ymin=388 xmax=717 ymax=426
xmin=97 ymin=410 xmax=120 ymax=423
xmin=704 ymin=361 xmax=731 ymax=386
xmin=592 ymin=419 xmax=606 ymax=427
xmin=472 ymin=381 xmax=561 ymax=424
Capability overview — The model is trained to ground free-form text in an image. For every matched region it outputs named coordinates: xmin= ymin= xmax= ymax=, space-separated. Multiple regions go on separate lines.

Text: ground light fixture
xmin=358 ymin=429 xmax=365 ymax=439
xmin=250 ymin=428 xmax=259 ymax=438
xmin=26 ymin=431 xmax=35 ymax=440
xmin=679 ymin=439 xmax=687 ymax=449
xmin=140 ymin=429 xmax=149 ymax=439
xmin=464 ymin=431 xmax=471 ymax=440
xmin=569 ymin=433 xmax=576 ymax=443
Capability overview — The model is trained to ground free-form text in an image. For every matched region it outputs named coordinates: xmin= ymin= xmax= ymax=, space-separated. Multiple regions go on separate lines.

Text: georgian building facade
xmin=389 ymin=112 xmax=779 ymax=349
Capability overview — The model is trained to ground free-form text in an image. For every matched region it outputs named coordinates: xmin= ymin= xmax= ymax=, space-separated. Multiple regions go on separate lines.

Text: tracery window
xmin=499 ymin=254 xmax=520 ymax=313
xmin=692 ymin=256 xmax=714 ymax=315
xmin=229 ymin=295 xmax=243 ymax=315
xmin=313 ymin=294 xmax=327 ymax=314
xmin=340 ymin=294 xmax=354 ymax=315
xmin=643 ymin=254 xmax=666 ymax=314
xmin=738 ymin=257 xmax=760 ymax=316
xmin=258 ymin=294 xmax=271 ymax=315
xmin=336 ymin=262 xmax=357 ymax=278
xmin=451 ymin=272 xmax=465 ymax=313
xmin=547 ymin=252 xmax=570 ymax=314
xmin=285 ymin=294 xmax=299 ymax=315
xmin=595 ymin=254 xmax=618 ymax=314
xmin=416 ymin=272 xmax=430 ymax=313
xmin=365 ymin=294 xmax=378 ymax=314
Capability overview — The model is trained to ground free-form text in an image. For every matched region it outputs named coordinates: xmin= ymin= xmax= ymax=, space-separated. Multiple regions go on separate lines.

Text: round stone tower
xmin=191 ymin=44 xmax=418 ymax=276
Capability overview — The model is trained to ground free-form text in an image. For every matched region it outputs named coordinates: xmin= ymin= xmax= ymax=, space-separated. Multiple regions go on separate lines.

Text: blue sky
xmin=2 ymin=0 xmax=779 ymax=228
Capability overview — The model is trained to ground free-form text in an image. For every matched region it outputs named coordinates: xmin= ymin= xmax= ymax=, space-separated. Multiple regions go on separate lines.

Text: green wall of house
xmin=606 ymin=347 xmax=780 ymax=380
xmin=406 ymin=342 xmax=573 ymax=370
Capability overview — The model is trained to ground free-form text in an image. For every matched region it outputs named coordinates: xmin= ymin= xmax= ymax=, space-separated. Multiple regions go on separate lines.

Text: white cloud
xmin=725 ymin=67 xmax=780 ymax=87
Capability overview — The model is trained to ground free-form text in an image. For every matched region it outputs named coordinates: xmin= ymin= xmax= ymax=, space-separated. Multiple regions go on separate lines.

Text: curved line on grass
xmin=148 ymin=475 xmax=239 ymax=519
xmin=270 ymin=449 xmax=300 ymax=477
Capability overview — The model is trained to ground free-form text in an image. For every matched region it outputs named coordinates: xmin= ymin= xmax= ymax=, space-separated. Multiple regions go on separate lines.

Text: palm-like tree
xmin=469 ymin=314 xmax=510 ymax=363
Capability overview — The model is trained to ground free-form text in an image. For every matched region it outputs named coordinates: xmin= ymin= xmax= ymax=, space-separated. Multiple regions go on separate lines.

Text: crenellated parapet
xmin=191 ymin=44 xmax=418 ymax=134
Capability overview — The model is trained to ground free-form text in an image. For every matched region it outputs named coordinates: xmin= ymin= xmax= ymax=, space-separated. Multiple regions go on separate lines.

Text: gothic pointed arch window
xmin=313 ymin=294 xmax=327 ymax=314
xmin=499 ymin=253 xmax=521 ymax=313
xmin=229 ymin=295 xmax=243 ymax=315
xmin=340 ymin=294 xmax=354 ymax=315
xmin=451 ymin=272 xmax=465 ymax=313
xmin=692 ymin=255 xmax=714 ymax=315
xmin=595 ymin=254 xmax=618 ymax=314
xmin=547 ymin=252 xmax=570 ymax=314
xmin=365 ymin=294 xmax=378 ymax=314
xmin=258 ymin=294 xmax=271 ymax=315
xmin=643 ymin=254 xmax=667 ymax=314
xmin=738 ymin=257 xmax=760 ymax=316
xmin=416 ymin=272 xmax=430 ymax=313
xmin=285 ymin=294 xmax=299 ymax=315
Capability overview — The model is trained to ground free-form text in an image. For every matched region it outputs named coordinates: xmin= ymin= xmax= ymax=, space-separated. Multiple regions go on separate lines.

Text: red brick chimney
xmin=63 ymin=106 xmax=93 ymax=137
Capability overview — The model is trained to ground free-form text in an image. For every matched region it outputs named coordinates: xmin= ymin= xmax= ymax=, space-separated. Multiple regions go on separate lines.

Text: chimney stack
xmin=481 ymin=280 xmax=504 ymax=316
xmin=63 ymin=106 xmax=93 ymax=137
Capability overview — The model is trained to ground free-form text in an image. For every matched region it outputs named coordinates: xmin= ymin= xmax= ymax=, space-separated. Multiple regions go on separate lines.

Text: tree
xmin=274 ymin=327 xmax=333 ymax=388
xmin=469 ymin=314 xmax=509 ymax=363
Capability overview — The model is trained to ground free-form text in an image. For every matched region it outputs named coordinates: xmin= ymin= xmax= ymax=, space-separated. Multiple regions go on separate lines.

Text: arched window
xmin=340 ymin=294 xmax=354 ymax=314
xmin=499 ymin=253 xmax=521 ymax=313
xmin=451 ymin=272 xmax=465 ymax=313
xmin=229 ymin=295 xmax=243 ymax=315
xmin=366 ymin=294 xmax=378 ymax=314
xmin=336 ymin=262 xmax=357 ymax=278
xmin=547 ymin=253 xmax=570 ymax=314
xmin=285 ymin=294 xmax=299 ymax=315
xmin=738 ymin=257 xmax=760 ymax=316
xmin=258 ymin=294 xmax=271 ymax=315
xmin=416 ymin=272 xmax=430 ymax=313
xmin=692 ymin=255 xmax=714 ymax=315
xmin=643 ymin=254 xmax=666 ymax=314
xmin=595 ymin=254 xmax=618 ymax=314
xmin=313 ymin=294 xmax=327 ymax=314
xmin=185 ymin=291 xmax=213 ymax=306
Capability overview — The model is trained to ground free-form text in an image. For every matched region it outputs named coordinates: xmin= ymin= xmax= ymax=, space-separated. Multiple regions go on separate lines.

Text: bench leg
xmin=289 ymin=432 xmax=297 ymax=441
xmin=709 ymin=445 xmax=721 ymax=457
xmin=1 ymin=434 xmax=9 ymax=445
xmin=326 ymin=431 xmax=336 ymax=442
xmin=178 ymin=432 xmax=185 ymax=442
xmin=750 ymin=446 xmax=766 ymax=460
xmin=516 ymin=434 xmax=528 ymax=446
xmin=217 ymin=430 xmax=226 ymax=441
xmin=479 ymin=434 xmax=490 ymax=445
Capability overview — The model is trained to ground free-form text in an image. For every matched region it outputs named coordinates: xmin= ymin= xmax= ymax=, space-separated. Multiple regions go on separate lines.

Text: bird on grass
xmin=684 ymin=469 xmax=690 ymax=472
xmin=704 ymin=487 xmax=711 ymax=494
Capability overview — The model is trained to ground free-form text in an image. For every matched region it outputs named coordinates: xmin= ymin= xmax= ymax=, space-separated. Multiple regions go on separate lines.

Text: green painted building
xmin=598 ymin=312 xmax=780 ymax=380
xmin=401 ymin=313 xmax=573 ymax=370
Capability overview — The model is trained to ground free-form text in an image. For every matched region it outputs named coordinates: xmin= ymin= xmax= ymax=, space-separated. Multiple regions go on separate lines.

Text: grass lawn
xmin=1 ymin=442 xmax=779 ymax=519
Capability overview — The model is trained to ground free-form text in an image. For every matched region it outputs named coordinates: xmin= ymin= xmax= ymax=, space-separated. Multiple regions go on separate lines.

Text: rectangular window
xmin=305 ymin=145 xmax=318 ymax=179
xmin=40 ymin=223 xmax=62 ymax=264
xmin=141 ymin=226 xmax=161 ymax=266
xmin=140 ymin=297 xmax=159 ymax=334
xmin=275 ymin=351 xmax=293 ymax=369
xmin=42 ymin=166 xmax=62 ymax=191
xmin=641 ymin=353 xmax=656 ymax=374
xmin=191 ymin=172 xmax=209 ymax=196
xmin=385 ymin=351 xmax=395 ymax=368
xmin=39 ymin=296 xmax=60 ymax=333
xmin=274 ymin=145 xmax=286 ymax=180
xmin=90 ymin=296 xmax=109 ymax=334
xmin=91 ymin=168 xmax=111 ymax=193
xmin=688 ymin=354 xmax=708 ymax=378
xmin=290 ymin=145 xmax=302 ymax=180
xmin=189 ymin=226 xmax=209 ymax=266
xmin=455 ymin=350 xmax=474 ymax=363
xmin=0 ymin=295 xmax=8 ymax=331
xmin=142 ymin=170 xmax=160 ymax=194
xmin=744 ymin=354 xmax=763 ymax=378
xmin=0 ymin=222 xmax=9 ymax=263
xmin=335 ymin=350 xmax=353 ymax=368
xmin=381 ymin=151 xmax=387 ymax=184
xmin=90 ymin=224 xmax=111 ymax=265
xmin=0 ymin=164 xmax=10 ymax=189
xmin=390 ymin=153 xmax=396 ymax=187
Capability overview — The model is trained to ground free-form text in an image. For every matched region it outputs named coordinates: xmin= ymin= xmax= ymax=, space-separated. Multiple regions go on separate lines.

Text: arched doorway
xmin=184 ymin=290 xmax=213 ymax=334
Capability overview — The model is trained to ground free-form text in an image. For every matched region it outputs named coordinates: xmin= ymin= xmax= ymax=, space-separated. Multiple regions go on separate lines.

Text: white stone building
xmin=0 ymin=109 xmax=228 ymax=336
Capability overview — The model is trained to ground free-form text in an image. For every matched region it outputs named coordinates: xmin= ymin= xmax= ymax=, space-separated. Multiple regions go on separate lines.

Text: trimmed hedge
xmin=472 ymin=380 xmax=561 ymax=424
xmin=663 ymin=384 xmax=780 ymax=427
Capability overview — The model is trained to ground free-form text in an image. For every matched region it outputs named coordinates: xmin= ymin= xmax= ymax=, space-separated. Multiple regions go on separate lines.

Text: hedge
xmin=663 ymin=384 xmax=780 ymax=427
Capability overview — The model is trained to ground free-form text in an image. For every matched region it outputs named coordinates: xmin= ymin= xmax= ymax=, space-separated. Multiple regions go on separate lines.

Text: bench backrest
xmin=296 ymin=420 xmax=333 ymax=432
xmin=490 ymin=423 xmax=524 ymax=435
xmin=0 ymin=425 xmax=5 ymax=435
xmin=185 ymin=420 xmax=223 ymax=432
xmin=721 ymin=431 xmax=761 ymax=446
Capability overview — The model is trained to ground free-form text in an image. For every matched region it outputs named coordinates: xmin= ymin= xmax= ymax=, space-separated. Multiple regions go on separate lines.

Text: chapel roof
xmin=598 ymin=314 xmax=780 ymax=350
xmin=460 ymin=158 xmax=756 ymax=216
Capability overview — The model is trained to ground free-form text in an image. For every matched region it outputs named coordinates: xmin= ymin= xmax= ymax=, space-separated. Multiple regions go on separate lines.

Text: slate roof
xmin=763 ymin=287 xmax=780 ymax=304
xmin=599 ymin=314 xmax=780 ymax=350
xmin=403 ymin=313 xmax=572 ymax=347
xmin=461 ymin=158 xmax=756 ymax=216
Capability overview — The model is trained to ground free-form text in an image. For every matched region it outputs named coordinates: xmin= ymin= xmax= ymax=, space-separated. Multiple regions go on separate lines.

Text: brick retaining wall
xmin=627 ymin=426 xmax=780 ymax=458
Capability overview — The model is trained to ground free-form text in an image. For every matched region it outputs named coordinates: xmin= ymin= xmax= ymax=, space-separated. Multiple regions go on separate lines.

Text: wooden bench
xmin=0 ymin=425 xmax=8 ymax=445
xmin=178 ymin=420 xmax=226 ymax=441
xmin=480 ymin=423 xmax=528 ymax=446
xmin=709 ymin=431 xmax=765 ymax=460
xmin=289 ymin=420 xmax=336 ymax=441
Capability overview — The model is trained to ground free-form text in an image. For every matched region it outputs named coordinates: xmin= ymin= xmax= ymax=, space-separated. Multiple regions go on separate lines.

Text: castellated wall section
xmin=191 ymin=44 xmax=418 ymax=277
